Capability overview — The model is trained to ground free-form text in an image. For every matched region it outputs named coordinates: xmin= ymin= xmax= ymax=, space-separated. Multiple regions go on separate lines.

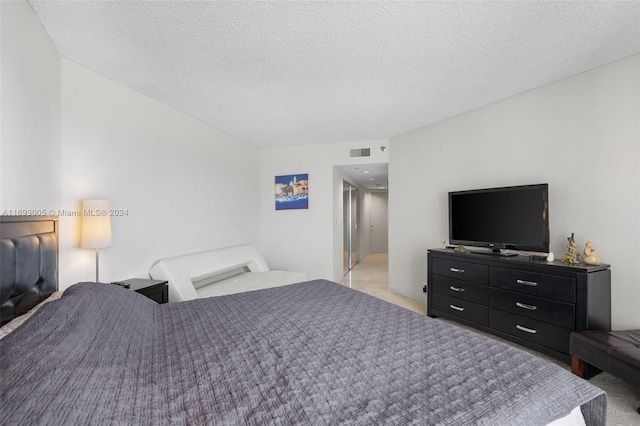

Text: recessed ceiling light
xmin=369 ymin=177 xmax=375 ymax=181
xmin=361 ymin=170 xmax=371 ymax=173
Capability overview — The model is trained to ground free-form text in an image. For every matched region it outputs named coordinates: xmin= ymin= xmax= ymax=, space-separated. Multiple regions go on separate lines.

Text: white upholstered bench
xmin=149 ymin=245 xmax=307 ymax=302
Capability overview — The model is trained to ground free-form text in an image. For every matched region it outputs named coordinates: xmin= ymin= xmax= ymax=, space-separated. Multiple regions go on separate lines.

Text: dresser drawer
xmin=432 ymin=294 xmax=488 ymax=326
xmin=432 ymin=258 xmax=488 ymax=285
xmin=489 ymin=288 xmax=575 ymax=329
xmin=432 ymin=275 xmax=488 ymax=304
xmin=489 ymin=309 xmax=570 ymax=354
xmin=490 ymin=267 xmax=576 ymax=303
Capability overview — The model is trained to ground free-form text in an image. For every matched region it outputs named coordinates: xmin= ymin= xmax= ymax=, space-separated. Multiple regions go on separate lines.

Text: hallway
xmin=340 ymin=253 xmax=425 ymax=315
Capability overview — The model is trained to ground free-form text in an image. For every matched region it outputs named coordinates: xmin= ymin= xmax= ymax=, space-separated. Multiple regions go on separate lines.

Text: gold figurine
xmin=561 ymin=233 xmax=580 ymax=264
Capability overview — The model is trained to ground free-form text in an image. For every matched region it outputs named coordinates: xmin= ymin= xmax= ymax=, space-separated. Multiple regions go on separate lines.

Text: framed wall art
xmin=275 ymin=174 xmax=309 ymax=210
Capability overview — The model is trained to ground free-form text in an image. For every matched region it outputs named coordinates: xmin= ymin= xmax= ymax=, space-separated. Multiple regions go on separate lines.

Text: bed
xmin=1 ymin=216 xmax=607 ymax=425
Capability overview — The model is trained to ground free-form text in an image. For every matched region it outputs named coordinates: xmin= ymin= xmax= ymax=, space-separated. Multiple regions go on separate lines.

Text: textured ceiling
xmin=29 ymin=1 xmax=640 ymax=148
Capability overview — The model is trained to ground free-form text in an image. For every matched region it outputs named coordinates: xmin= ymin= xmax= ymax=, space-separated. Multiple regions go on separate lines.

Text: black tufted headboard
xmin=1 ymin=216 xmax=59 ymax=326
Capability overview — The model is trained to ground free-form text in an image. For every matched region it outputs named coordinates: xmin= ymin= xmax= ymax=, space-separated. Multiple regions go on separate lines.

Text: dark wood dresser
xmin=427 ymin=248 xmax=611 ymax=363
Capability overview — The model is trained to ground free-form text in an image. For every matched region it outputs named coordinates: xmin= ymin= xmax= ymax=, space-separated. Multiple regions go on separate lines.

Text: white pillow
xmin=0 ymin=291 xmax=63 ymax=340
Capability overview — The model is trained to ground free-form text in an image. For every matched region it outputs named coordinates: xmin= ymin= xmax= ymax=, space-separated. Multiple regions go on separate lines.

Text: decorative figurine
xmin=561 ymin=233 xmax=580 ymax=264
xmin=582 ymin=241 xmax=602 ymax=266
xmin=454 ymin=245 xmax=466 ymax=253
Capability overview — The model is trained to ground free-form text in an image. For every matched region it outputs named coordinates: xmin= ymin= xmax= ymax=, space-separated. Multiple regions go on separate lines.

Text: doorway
xmin=334 ymin=162 xmax=388 ymax=282
xmin=343 ymin=182 xmax=359 ymax=276
xmin=369 ymin=191 xmax=388 ymax=253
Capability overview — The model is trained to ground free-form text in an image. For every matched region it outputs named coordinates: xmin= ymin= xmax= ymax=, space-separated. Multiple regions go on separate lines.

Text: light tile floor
xmin=341 ymin=252 xmax=426 ymax=315
xmin=340 ymin=253 xmax=640 ymax=425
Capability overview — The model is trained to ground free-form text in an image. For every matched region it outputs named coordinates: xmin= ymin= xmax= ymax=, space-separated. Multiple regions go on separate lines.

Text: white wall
xmin=389 ymin=55 xmax=640 ymax=329
xmin=260 ymin=140 xmax=389 ymax=283
xmin=5 ymin=1 xmax=637 ymax=329
xmin=5 ymin=0 xmax=388 ymax=291
xmin=59 ymin=59 xmax=260 ymax=287
xmin=0 ymin=1 xmax=260 ymax=288
xmin=0 ymin=1 xmax=60 ymax=211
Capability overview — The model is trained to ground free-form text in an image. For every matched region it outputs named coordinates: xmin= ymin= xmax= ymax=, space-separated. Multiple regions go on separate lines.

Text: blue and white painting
xmin=275 ymin=174 xmax=309 ymax=210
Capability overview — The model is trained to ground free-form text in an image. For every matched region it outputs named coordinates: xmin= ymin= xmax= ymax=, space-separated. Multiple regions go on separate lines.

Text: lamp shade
xmin=81 ymin=199 xmax=112 ymax=248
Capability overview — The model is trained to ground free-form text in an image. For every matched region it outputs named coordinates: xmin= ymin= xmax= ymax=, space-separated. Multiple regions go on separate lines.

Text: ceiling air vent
xmin=349 ymin=148 xmax=371 ymax=158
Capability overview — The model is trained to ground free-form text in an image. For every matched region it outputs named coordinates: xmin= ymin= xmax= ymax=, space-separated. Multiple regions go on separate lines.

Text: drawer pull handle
xmin=516 ymin=279 xmax=538 ymax=287
xmin=449 ymin=304 xmax=465 ymax=312
xmin=450 ymin=267 xmax=465 ymax=273
xmin=450 ymin=286 xmax=465 ymax=293
xmin=516 ymin=324 xmax=537 ymax=334
xmin=516 ymin=302 xmax=537 ymax=311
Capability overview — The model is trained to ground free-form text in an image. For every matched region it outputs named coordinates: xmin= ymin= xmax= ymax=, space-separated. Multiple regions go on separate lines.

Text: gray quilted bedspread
xmin=1 ymin=280 xmax=606 ymax=425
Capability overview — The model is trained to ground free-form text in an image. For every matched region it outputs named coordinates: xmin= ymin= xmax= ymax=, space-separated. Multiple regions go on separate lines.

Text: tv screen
xmin=449 ymin=184 xmax=549 ymax=253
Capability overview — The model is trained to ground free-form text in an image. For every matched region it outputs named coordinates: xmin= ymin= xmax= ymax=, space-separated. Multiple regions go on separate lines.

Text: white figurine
xmin=582 ymin=241 xmax=602 ymax=266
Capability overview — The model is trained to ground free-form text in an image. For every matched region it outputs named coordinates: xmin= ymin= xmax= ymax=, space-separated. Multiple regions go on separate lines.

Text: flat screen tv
xmin=448 ymin=183 xmax=549 ymax=255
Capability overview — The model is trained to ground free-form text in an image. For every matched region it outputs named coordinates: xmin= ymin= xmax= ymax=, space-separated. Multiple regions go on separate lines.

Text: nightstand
xmin=123 ymin=278 xmax=169 ymax=304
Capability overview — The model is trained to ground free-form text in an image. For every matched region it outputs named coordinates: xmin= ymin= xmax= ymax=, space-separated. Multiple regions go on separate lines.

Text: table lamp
xmin=81 ymin=199 xmax=112 ymax=282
